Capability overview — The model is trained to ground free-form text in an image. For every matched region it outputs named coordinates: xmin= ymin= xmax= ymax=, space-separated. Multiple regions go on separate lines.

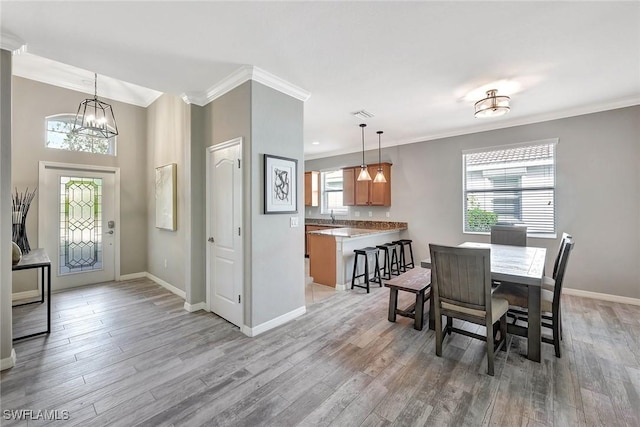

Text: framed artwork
xmin=264 ymin=154 xmax=297 ymax=214
xmin=155 ymin=163 xmax=177 ymax=230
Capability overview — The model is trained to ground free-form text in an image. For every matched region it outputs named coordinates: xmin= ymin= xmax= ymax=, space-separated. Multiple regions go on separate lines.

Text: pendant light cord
xmin=360 ymin=123 xmax=367 ymax=166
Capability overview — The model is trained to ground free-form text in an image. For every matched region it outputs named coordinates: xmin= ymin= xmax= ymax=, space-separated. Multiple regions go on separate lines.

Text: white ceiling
xmin=2 ymin=1 xmax=639 ymax=160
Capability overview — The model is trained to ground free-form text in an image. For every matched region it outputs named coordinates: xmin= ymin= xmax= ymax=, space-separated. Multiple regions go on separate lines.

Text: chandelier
xmin=73 ymin=73 xmax=119 ymax=138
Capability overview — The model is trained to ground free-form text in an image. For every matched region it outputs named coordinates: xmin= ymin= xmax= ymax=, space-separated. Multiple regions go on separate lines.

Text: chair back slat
xmin=553 ymin=237 xmax=575 ymax=307
xmin=552 ymin=232 xmax=572 ymax=279
xmin=429 ymin=244 xmax=491 ymax=313
xmin=490 ymin=225 xmax=527 ymax=247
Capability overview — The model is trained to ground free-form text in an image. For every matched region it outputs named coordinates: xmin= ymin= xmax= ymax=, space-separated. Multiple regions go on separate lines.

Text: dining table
xmin=421 ymin=242 xmax=547 ymax=362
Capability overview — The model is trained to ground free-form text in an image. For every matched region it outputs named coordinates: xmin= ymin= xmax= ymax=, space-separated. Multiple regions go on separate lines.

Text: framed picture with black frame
xmin=264 ymin=154 xmax=297 ymax=214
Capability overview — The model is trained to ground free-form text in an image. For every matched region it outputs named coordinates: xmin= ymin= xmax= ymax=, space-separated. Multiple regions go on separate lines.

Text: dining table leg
xmin=527 ymin=285 xmax=541 ymax=362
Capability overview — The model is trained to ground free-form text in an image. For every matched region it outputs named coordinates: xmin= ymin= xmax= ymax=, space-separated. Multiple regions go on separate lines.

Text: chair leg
xmin=487 ymin=322 xmax=495 ymax=376
xmin=553 ymin=314 xmax=561 ymax=358
xmin=407 ymin=243 xmax=415 ymax=269
xmin=435 ymin=310 xmax=443 ymax=357
xmin=500 ymin=314 xmax=507 ymax=352
xmin=364 ymin=255 xmax=370 ymax=293
xmin=446 ymin=316 xmax=453 ymax=335
xmin=351 ymin=255 xmax=358 ymax=290
xmin=373 ymin=255 xmax=382 ymax=287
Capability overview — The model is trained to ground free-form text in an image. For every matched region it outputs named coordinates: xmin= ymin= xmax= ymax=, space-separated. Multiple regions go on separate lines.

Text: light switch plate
xmin=290 ymin=216 xmax=299 ymax=227
xmin=354 ymin=211 xmax=360 ymax=217
xmin=368 ymin=211 xmax=373 ymax=217
xmin=386 ymin=211 xmax=390 ymax=218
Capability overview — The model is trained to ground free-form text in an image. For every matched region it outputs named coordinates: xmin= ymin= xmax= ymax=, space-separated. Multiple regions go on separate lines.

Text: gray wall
xmin=203 ymin=81 xmax=305 ymax=328
xmin=306 ymin=106 xmax=640 ymax=299
xmin=187 ymin=104 xmax=206 ymax=304
xmin=1 ymin=49 xmax=14 ymax=364
xmin=204 ymin=82 xmax=253 ymax=324
xmin=146 ymin=94 xmax=190 ymax=291
xmin=11 ymin=77 xmax=148 ymax=292
xmin=250 ymin=82 xmax=305 ymax=326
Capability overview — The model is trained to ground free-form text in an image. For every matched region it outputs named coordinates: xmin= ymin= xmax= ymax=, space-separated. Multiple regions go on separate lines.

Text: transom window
xmin=46 ymin=114 xmax=116 ymax=156
xmin=463 ymin=140 xmax=556 ymax=236
xmin=321 ymin=170 xmax=348 ymax=215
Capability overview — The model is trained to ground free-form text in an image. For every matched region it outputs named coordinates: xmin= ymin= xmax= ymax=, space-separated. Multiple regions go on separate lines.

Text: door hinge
xmin=238 ymin=295 xmax=241 ymax=303
xmin=237 ymin=159 xmax=241 ymax=168
xmin=238 ymin=227 xmax=241 ymax=236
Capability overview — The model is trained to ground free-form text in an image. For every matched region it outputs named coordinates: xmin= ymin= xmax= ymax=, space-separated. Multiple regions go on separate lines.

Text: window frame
xmin=45 ymin=113 xmax=117 ymax=156
xmin=462 ymin=138 xmax=558 ymax=239
xmin=320 ymin=169 xmax=348 ymax=215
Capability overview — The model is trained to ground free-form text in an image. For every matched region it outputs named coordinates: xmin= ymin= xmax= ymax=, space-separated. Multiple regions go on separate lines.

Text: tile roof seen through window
xmin=466 ymin=144 xmax=553 ymax=166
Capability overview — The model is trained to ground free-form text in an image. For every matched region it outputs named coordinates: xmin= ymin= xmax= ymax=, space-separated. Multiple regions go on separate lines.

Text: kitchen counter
xmin=306 ymin=219 xmax=408 ymax=230
xmin=307 ymin=225 xmax=405 ymax=290
xmin=307 ymin=226 xmax=405 ymax=238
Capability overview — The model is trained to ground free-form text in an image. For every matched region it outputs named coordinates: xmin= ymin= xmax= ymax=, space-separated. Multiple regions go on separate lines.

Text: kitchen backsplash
xmin=306 ymin=218 xmax=408 ymax=230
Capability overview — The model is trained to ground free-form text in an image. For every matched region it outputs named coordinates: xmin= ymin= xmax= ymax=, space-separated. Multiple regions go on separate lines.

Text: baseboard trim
xmin=241 ymin=306 xmax=306 ymax=337
xmin=1 ymin=349 xmax=16 ymax=371
xmin=184 ymin=302 xmax=208 ymax=312
xmin=118 ymin=272 xmax=147 ymax=281
xmin=564 ymin=287 xmax=640 ymax=306
xmin=145 ymin=273 xmax=187 ymax=299
xmin=12 ymin=290 xmax=40 ymax=302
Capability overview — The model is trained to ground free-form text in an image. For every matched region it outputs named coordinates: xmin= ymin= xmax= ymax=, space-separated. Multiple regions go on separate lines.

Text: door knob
xmin=208 ymin=237 xmax=215 ymax=243
xmin=106 ymin=230 xmax=114 ymax=235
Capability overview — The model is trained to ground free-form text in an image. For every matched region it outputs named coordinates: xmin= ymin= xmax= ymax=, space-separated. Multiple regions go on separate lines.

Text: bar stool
xmin=376 ymin=243 xmax=401 ymax=280
xmin=351 ymin=247 xmax=381 ymax=293
xmin=392 ymin=239 xmax=415 ymax=272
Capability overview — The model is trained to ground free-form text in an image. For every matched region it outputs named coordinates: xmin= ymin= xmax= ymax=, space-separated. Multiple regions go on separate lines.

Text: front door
xmin=207 ymin=138 xmax=243 ymax=327
xmin=39 ymin=162 xmax=117 ymax=290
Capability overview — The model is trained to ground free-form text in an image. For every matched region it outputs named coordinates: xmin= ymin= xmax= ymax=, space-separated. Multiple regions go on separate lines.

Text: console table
xmin=12 ymin=248 xmax=51 ymax=340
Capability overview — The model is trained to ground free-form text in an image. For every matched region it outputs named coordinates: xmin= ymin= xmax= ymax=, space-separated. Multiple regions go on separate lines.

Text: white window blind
xmin=463 ymin=141 xmax=556 ymax=235
xmin=321 ymin=170 xmax=348 ymax=215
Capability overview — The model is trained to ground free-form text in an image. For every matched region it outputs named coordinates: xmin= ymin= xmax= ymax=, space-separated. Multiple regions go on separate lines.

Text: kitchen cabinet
xmin=305 ymin=224 xmax=338 ymax=256
xmin=304 ymin=171 xmax=320 ymax=207
xmin=342 ymin=163 xmax=391 ymax=206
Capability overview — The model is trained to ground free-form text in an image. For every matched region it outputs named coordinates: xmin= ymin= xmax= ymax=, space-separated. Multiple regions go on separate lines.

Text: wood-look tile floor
xmin=2 ymin=277 xmax=639 ymax=426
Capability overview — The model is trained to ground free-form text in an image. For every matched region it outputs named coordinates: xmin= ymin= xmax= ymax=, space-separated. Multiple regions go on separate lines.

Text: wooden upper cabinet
xmin=304 ymin=171 xmax=320 ymax=207
xmin=342 ymin=167 xmax=356 ymax=206
xmin=369 ymin=163 xmax=392 ymax=206
xmin=342 ymin=163 xmax=391 ymax=206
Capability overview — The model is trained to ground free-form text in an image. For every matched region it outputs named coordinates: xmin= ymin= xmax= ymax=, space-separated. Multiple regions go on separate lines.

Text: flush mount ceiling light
xmin=373 ymin=131 xmax=387 ymax=183
xmin=72 ymin=73 xmax=119 ymax=138
xmin=357 ymin=123 xmax=372 ymax=181
xmin=474 ymin=89 xmax=510 ymax=118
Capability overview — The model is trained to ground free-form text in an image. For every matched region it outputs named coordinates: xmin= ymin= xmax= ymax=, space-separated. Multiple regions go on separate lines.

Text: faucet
xmin=330 ymin=209 xmax=336 ymax=224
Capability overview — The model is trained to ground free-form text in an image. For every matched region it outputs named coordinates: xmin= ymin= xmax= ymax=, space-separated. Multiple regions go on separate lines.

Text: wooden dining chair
xmin=490 ymin=225 xmax=528 ymax=246
xmin=493 ymin=236 xmax=575 ymax=357
xmin=544 ymin=232 xmax=572 ymax=291
xmin=429 ymin=244 xmax=509 ymax=376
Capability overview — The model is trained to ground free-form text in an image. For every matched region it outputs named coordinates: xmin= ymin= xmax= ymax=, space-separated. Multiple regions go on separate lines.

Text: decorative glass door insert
xmin=59 ymin=176 xmax=103 ymax=275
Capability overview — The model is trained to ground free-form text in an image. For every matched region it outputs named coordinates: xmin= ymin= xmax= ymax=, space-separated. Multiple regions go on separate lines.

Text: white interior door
xmin=39 ymin=163 xmax=118 ymax=290
xmin=207 ymin=138 xmax=243 ymax=327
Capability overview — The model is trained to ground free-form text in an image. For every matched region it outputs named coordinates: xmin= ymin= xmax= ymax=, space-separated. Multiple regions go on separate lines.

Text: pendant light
xmin=357 ymin=123 xmax=372 ymax=181
xmin=373 ymin=130 xmax=387 ymax=183
xmin=72 ymin=73 xmax=119 ymax=139
xmin=474 ymin=89 xmax=510 ymax=118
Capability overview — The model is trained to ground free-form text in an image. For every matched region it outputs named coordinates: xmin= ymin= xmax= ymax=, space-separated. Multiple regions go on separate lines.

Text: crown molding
xmin=304 ymin=96 xmax=640 ymax=161
xmin=0 ymin=33 xmax=26 ymax=53
xmin=181 ymin=65 xmax=311 ymax=107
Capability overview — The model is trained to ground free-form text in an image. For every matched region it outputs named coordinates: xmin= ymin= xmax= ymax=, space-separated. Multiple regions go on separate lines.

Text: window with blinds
xmin=321 ymin=170 xmax=348 ymax=215
xmin=463 ymin=140 xmax=556 ymax=236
